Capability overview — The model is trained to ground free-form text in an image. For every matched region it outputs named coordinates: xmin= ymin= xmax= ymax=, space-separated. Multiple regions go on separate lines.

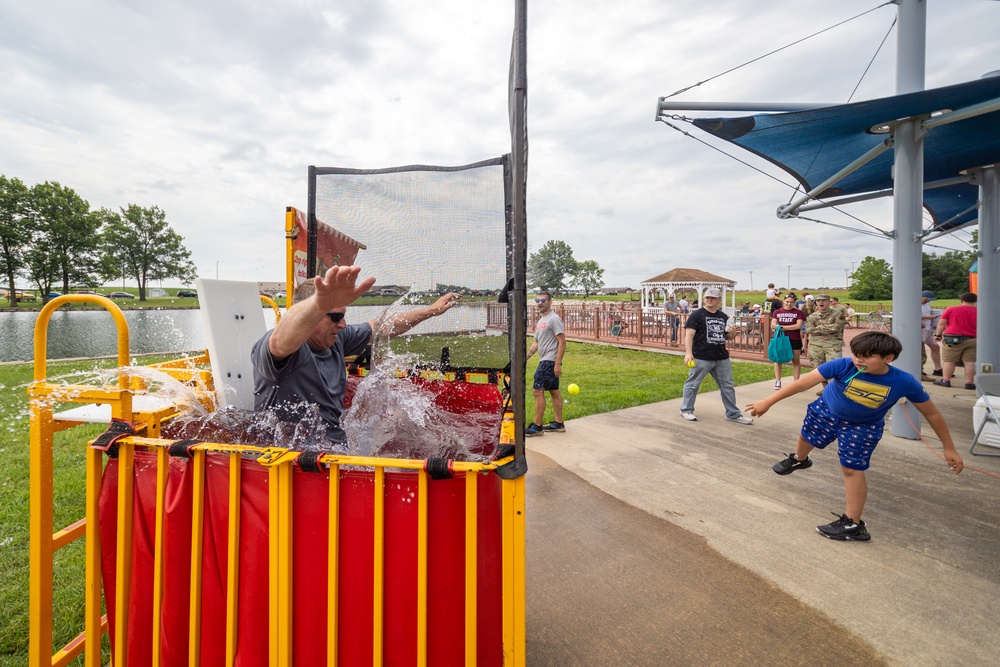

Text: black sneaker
xmin=543 ymin=421 xmax=565 ymax=432
xmin=525 ymin=423 xmax=544 ymax=437
xmin=932 ymin=369 xmax=943 ymax=377
xmin=933 ymin=378 xmax=951 ymax=387
xmin=816 ymin=513 xmax=871 ymax=541
xmin=772 ymin=453 xmax=813 ymax=475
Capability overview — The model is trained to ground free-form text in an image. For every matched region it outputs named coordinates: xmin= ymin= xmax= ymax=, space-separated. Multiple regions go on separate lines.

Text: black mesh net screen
xmin=312 ymin=159 xmax=510 ymax=371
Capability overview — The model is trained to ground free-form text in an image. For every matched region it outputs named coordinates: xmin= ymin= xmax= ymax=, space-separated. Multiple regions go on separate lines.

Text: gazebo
xmin=640 ymin=268 xmax=738 ymax=313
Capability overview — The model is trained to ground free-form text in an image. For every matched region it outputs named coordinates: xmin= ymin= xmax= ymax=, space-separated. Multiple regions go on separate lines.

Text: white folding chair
xmin=970 ymin=373 xmax=1000 ymax=457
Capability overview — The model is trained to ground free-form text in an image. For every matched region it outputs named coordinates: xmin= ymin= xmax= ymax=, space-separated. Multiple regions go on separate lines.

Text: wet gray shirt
xmin=251 ymin=323 xmax=372 ymax=442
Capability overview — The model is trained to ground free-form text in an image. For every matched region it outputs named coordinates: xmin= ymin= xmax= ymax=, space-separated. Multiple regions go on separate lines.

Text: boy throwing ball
xmin=746 ymin=331 xmax=963 ymax=541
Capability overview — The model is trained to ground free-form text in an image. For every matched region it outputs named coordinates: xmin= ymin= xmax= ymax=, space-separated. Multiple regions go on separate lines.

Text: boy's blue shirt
xmin=818 ymin=357 xmax=930 ymax=424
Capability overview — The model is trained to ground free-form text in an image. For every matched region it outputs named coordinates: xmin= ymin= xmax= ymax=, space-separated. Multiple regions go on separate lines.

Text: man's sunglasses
xmin=327 ymin=312 xmax=345 ymax=323
xmin=534 ymin=298 xmax=548 ymax=303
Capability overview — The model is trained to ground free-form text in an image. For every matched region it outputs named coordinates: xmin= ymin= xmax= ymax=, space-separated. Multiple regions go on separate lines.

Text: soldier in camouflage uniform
xmin=805 ymin=295 xmax=848 ymax=394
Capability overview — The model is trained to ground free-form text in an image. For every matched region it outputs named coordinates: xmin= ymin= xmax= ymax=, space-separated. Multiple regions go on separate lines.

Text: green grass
xmin=527 ymin=341 xmax=775 ymax=425
xmin=0 ymin=343 xmax=773 ymax=664
xmin=0 ymin=354 xmax=178 ymax=666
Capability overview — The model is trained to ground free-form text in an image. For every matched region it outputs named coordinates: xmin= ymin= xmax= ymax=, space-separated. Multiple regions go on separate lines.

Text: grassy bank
xmin=0 ymin=343 xmax=773 ymax=664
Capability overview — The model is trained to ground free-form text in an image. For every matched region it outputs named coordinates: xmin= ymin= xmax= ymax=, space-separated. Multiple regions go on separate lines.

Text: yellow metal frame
xmin=29 ymin=294 xmax=526 ymax=666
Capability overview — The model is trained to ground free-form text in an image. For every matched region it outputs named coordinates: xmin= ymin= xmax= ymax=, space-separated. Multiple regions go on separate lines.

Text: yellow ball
xmin=567 ymin=383 xmax=580 ymax=395
xmin=687 ymin=359 xmax=696 ymax=367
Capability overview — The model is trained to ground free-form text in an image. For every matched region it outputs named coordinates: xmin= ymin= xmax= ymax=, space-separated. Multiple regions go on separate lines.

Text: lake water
xmin=1 ymin=304 xmax=495 ymax=363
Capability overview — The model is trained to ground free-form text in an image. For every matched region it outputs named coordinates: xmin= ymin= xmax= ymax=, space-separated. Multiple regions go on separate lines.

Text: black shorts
xmin=789 ymin=339 xmax=803 ymax=351
xmin=533 ymin=360 xmax=560 ymax=391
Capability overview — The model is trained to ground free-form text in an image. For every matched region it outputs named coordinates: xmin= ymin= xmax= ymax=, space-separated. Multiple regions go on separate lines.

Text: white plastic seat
xmin=970 ymin=373 xmax=1000 ymax=457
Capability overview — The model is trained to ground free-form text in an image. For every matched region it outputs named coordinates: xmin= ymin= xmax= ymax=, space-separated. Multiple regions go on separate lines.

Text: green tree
xmin=849 ymin=256 xmax=893 ymax=301
xmin=0 ymin=175 xmax=32 ymax=306
xmin=26 ymin=181 xmax=103 ymax=295
xmin=99 ymin=205 xmax=197 ymax=300
xmin=922 ymin=249 xmax=975 ymax=299
xmin=570 ymin=259 xmax=604 ymax=297
xmin=528 ymin=240 xmax=577 ymax=293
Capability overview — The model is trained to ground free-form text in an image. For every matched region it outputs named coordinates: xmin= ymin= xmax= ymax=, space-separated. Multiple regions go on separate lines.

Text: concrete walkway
xmin=525 ymin=379 xmax=1000 ymax=666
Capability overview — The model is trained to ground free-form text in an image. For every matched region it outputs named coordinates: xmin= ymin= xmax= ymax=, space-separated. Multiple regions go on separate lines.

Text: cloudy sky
xmin=2 ymin=0 xmax=997 ymax=292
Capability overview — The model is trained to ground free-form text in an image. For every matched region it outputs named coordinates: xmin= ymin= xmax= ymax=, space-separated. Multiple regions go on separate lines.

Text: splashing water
xmin=343 ymin=352 xmax=502 ymax=462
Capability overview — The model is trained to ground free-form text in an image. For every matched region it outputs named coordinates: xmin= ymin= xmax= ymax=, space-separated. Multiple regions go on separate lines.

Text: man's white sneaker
xmin=726 ymin=415 xmax=753 ymax=425
xmin=680 ymin=412 xmax=697 ymax=421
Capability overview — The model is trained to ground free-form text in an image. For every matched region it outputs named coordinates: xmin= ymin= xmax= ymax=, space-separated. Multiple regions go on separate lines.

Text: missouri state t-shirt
xmin=771 ymin=307 xmax=805 ymax=341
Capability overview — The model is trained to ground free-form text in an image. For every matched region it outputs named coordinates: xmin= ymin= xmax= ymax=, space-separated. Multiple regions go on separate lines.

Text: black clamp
xmin=168 ymin=439 xmax=203 ymax=458
xmin=425 ymin=458 xmax=454 ymax=480
xmin=91 ymin=418 xmax=135 ymax=458
xmin=296 ymin=451 xmax=325 ymax=473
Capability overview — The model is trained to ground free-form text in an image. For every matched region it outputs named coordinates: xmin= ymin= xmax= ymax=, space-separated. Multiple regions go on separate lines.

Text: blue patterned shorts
xmin=800 ymin=397 xmax=884 ymax=471
xmin=533 ymin=360 xmax=560 ymax=391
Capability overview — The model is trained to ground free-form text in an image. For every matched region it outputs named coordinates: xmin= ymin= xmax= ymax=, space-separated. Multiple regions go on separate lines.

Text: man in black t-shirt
xmin=679 ymin=288 xmax=753 ymax=424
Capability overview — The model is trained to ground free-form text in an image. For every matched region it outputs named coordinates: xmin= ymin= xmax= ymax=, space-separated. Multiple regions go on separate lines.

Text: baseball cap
xmin=704 ymin=288 xmax=722 ymax=298
xmin=921 ymin=290 xmax=936 ymax=300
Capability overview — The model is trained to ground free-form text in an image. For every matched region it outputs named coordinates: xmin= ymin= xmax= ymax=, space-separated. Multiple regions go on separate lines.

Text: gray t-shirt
xmin=534 ymin=311 xmax=565 ymax=362
xmin=251 ymin=322 xmax=372 ymax=442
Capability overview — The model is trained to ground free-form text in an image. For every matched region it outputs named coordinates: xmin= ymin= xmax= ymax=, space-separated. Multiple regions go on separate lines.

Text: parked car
xmin=273 ymin=291 xmax=285 ymax=299
xmin=259 ymin=291 xmax=275 ymax=299
xmin=176 ymin=290 xmax=198 ymax=298
xmin=2 ymin=291 xmax=36 ymax=301
xmin=75 ymin=289 xmax=99 ymax=295
xmin=47 ymin=292 xmax=62 ymax=298
xmin=108 ymin=291 xmax=135 ymax=299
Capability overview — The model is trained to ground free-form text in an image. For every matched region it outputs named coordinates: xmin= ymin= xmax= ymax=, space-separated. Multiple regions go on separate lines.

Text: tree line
xmin=527 ymin=240 xmax=605 ymax=296
xmin=0 ymin=174 xmax=196 ymax=305
xmin=849 ymin=235 xmax=978 ymax=301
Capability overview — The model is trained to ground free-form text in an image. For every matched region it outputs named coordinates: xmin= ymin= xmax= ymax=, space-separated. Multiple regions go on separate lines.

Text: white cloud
xmin=0 ymin=0 xmax=993 ymax=290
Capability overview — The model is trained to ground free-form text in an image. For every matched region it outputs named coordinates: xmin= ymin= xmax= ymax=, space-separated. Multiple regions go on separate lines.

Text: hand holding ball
xmin=686 ymin=359 xmax=696 ymax=367
xmin=567 ymin=383 xmax=580 ymax=395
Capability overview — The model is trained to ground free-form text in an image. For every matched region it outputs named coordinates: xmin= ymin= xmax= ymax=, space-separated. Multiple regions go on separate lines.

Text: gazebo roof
xmin=641 ymin=268 xmax=735 ymax=284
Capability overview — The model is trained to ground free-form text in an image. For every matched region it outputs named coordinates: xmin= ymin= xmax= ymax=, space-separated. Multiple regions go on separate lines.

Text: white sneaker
xmin=680 ymin=412 xmax=698 ymax=421
xmin=726 ymin=414 xmax=753 ymax=425
xmin=774 ymin=380 xmax=782 ymax=390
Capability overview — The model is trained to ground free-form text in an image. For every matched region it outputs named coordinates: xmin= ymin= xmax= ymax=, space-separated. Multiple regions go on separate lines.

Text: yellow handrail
xmin=33 ymin=295 xmax=130 ymax=383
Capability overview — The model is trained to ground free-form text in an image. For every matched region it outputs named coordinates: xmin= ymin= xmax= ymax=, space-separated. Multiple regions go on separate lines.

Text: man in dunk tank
xmin=99 ymin=200 xmax=514 ymax=665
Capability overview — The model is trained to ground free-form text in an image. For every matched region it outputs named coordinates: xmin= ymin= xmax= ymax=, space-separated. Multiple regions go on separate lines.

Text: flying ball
xmin=567 ymin=383 xmax=580 ymax=395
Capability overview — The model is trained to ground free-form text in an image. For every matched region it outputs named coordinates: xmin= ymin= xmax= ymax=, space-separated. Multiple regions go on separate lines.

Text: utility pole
xmin=749 ymin=270 xmax=754 ymax=291
xmin=786 ymin=265 xmax=792 ymax=289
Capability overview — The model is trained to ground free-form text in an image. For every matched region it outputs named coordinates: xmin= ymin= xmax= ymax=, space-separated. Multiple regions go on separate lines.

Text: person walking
xmin=664 ymin=294 xmax=682 ymax=343
xmin=771 ymin=295 xmax=806 ymax=389
xmin=805 ymin=294 xmax=848 ymax=395
xmin=746 ymin=331 xmax=963 ymax=541
xmin=933 ymin=292 xmax=978 ymax=390
xmin=526 ymin=291 xmax=567 ymax=435
xmin=920 ymin=290 xmax=943 ymax=379
xmin=679 ymin=288 xmax=753 ymax=424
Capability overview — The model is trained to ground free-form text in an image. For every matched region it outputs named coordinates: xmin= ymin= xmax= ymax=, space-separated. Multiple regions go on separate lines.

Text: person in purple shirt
xmin=746 ymin=332 xmax=963 ymax=542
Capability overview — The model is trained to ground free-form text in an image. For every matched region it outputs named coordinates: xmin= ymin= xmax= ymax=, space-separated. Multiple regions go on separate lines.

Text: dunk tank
xmin=27 ymin=4 xmax=530 ymax=663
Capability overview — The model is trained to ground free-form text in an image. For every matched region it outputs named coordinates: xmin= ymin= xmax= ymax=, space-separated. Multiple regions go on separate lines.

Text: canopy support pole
xmin=890 ymin=0 xmax=927 ymax=439
xmin=973 ymin=166 xmax=999 ymax=374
